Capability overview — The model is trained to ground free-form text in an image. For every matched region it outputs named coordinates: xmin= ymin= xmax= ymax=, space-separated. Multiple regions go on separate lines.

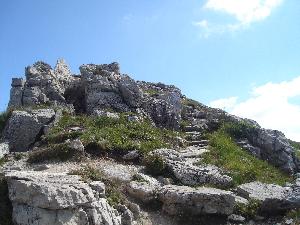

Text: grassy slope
xmin=202 ymin=126 xmax=292 ymax=186
xmin=45 ymin=113 xmax=182 ymax=156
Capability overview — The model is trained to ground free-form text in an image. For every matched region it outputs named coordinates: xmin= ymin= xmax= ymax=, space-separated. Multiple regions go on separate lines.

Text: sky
xmin=1 ymin=0 xmax=300 ymax=140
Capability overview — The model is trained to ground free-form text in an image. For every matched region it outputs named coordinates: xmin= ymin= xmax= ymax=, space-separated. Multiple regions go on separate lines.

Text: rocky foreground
xmin=1 ymin=60 xmax=300 ymax=225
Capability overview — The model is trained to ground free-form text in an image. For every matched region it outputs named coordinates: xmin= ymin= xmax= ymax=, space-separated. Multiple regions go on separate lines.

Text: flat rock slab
xmin=237 ymin=181 xmax=295 ymax=213
xmin=158 ymin=185 xmax=235 ymax=216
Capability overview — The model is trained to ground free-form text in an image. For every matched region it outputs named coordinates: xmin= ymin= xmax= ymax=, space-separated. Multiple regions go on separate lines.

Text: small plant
xmin=144 ymin=154 xmax=166 ymax=176
xmin=70 ymin=165 xmax=103 ymax=182
xmin=181 ymin=98 xmax=201 ymax=109
xmin=235 ymin=199 xmax=261 ymax=218
xmin=28 ymin=143 xmax=84 ymax=163
xmin=14 ymin=153 xmax=23 ymax=161
xmin=286 ymin=209 xmax=300 ymax=222
xmin=144 ymin=89 xmax=159 ymax=96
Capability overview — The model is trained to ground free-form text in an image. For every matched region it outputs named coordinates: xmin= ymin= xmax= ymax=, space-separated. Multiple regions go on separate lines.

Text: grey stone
xmin=123 ymin=150 xmax=140 ymax=161
xmin=5 ymin=171 xmax=122 ymax=225
xmin=0 ymin=142 xmax=9 ymax=158
xmin=151 ymin=149 xmax=233 ymax=188
xmin=236 ymin=182 xmax=296 ymax=213
xmin=228 ymin=214 xmax=246 ymax=223
xmin=4 ymin=109 xmax=56 ymax=152
xmin=158 ymin=185 xmax=235 ymax=216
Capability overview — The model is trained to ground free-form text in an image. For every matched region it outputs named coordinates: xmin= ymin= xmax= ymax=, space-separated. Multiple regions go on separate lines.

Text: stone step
xmin=183 ymin=125 xmax=202 ymax=132
xmin=187 ymin=140 xmax=209 ymax=147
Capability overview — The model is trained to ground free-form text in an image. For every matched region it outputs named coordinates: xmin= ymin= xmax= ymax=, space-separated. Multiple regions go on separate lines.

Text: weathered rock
xmin=247 ymin=129 xmax=300 ymax=174
xmin=158 ymin=185 xmax=235 ymax=216
xmin=126 ymin=173 xmax=161 ymax=203
xmin=5 ymin=171 xmax=122 ymax=225
xmin=0 ymin=142 xmax=9 ymax=158
xmin=151 ymin=149 xmax=233 ymax=188
xmin=123 ymin=150 xmax=140 ymax=161
xmin=236 ymin=182 xmax=296 ymax=213
xmin=4 ymin=109 xmax=56 ymax=152
xmin=118 ymin=75 xmax=143 ymax=108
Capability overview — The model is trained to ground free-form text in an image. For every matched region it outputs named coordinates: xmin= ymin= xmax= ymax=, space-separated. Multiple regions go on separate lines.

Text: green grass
xmin=70 ymin=165 xmax=126 ymax=207
xmin=289 ymin=140 xmax=300 ymax=160
xmin=46 ymin=113 xmax=181 ymax=156
xmin=201 ymin=129 xmax=292 ymax=186
xmin=144 ymin=89 xmax=159 ymax=96
xmin=27 ymin=143 xmax=84 ymax=163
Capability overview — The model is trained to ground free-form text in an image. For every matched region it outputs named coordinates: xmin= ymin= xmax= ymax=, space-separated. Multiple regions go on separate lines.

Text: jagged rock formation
xmin=2 ymin=59 xmax=300 ymax=225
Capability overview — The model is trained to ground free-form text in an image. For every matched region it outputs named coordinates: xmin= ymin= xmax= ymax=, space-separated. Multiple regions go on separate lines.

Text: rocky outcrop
xmin=247 ymin=129 xmax=300 ymax=174
xmin=158 ymin=185 xmax=235 ymax=216
xmin=5 ymin=171 xmax=122 ymax=225
xmin=236 ymin=181 xmax=300 ymax=213
xmin=4 ymin=109 xmax=56 ymax=152
xmin=9 ymin=60 xmax=75 ymax=109
xmin=151 ymin=148 xmax=233 ymax=188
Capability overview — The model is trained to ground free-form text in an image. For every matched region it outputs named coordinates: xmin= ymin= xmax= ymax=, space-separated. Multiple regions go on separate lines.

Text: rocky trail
xmin=1 ymin=60 xmax=300 ymax=225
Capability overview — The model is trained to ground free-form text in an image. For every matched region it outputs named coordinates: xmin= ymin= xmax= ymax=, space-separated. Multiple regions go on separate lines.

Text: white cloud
xmin=196 ymin=0 xmax=283 ymax=36
xmin=205 ymin=0 xmax=283 ymax=24
xmin=209 ymin=76 xmax=300 ymax=141
xmin=210 ymin=97 xmax=238 ymax=111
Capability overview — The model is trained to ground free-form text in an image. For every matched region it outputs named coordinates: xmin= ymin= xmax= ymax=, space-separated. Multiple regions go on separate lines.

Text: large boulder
xmin=158 ymin=185 xmax=235 ymax=216
xmin=247 ymin=129 xmax=300 ymax=174
xmin=5 ymin=171 xmax=121 ymax=225
xmin=4 ymin=109 xmax=56 ymax=152
xmin=236 ymin=181 xmax=298 ymax=213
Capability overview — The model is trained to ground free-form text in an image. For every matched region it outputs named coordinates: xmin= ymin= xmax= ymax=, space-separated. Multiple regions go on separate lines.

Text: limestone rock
xmin=151 ymin=149 xmax=233 ymax=188
xmin=236 ymin=182 xmax=296 ymax=213
xmin=4 ymin=109 xmax=56 ymax=152
xmin=126 ymin=173 xmax=161 ymax=203
xmin=0 ymin=142 xmax=9 ymax=158
xmin=5 ymin=171 xmax=122 ymax=225
xmin=158 ymin=185 xmax=235 ymax=216
xmin=247 ymin=129 xmax=300 ymax=174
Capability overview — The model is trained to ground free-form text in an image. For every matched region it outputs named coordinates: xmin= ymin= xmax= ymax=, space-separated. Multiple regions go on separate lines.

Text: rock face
xmin=158 ymin=185 xmax=235 ymax=216
xmin=247 ymin=129 xmax=300 ymax=174
xmin=4 ymin=109 xmax=56 ymax=152
xmin=5 ymin=171 xmax=121 ymax=225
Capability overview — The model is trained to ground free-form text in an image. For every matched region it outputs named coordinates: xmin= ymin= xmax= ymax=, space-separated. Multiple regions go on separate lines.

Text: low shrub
xmin=235 ymin=199 xmax=261 ymax=218
xmin=201 ymin=130 xmax=292 ymax=186
xmin=28 ymin=143 xmax=83 ymax=163
xmin=221 ymin=121 xmax=256 ymax=139
xmin=144 ymin=154 xmax=166 ymax=176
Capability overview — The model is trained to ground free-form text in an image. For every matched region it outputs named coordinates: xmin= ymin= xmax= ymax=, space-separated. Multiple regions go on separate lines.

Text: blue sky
xmin=1 ymin=0 xmax=300 ymax=140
